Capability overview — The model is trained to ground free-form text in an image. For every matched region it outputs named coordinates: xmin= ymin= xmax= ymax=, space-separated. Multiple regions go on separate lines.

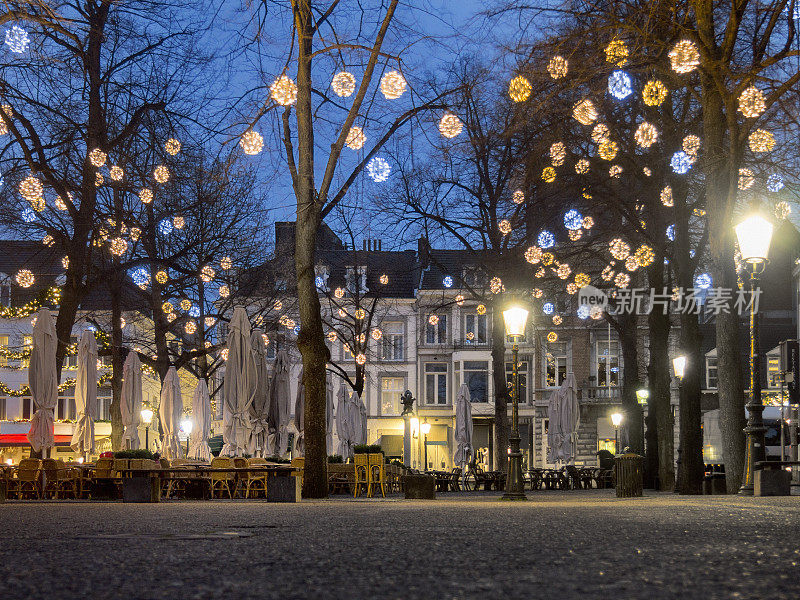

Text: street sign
xmin=779 ymin=339 xmax=800 ymax=404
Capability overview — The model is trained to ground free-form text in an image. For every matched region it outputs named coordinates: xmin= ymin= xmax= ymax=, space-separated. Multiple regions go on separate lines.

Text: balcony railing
xmin=581 ymin=386 xmax=621 ymax=402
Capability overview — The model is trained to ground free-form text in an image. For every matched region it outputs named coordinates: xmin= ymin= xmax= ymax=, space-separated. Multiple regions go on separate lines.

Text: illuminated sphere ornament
xmin=109 ymin=166 xmax=124 ymax=181
xmin=608 ymin=70 xmax=632 ymax=99
xmin=19 ymin=176 xmax=44 ymax=210
xmin=575 ymin=159 xmax=590 ymax=174
xmin=165 ymin=138 xmax=181 ymax=155
xmin=642 ymin=80 xmax=668 ymax=106
xmin=355 ymin=308 xmax=366 ymax=320
xmin=525 ymin=246 xmax=542 ymax=264
xmin=553 ymin=315 xmax=563 ymax=325
xmin=592 ymin=123 xmax=610 ymax=144
xmin=180 ymin=299 xmax=192 ymax=311
xmin=670 ymin=151 xmax=692 ymax=174
xmin=154 ymin=165 xmax=170 ymax=183
xmin=206 ymin=317 xmax=217 ymax=328
xmin=139 ymin=188 xmax=153 ymax=204
xmin=345 ymin=126 xmax=366 ymax=150
xmin=173 ymin=216 xmax=185 ymax=229
xmin=577 ymin=305 xmax=590 ymax=319
xmin=428 ymin=314 xmax=439 ymax=326
xmin=643 ymin=167 xmax=652 ymax=176
xmin=240 ymin=130 xmax=264 ymax=155
xmin=158 ymin=219 xmax=173 ymax=235
xmin=660 ymin=186 xmax=674 ymax=207
xmin=575 ymin=272 xmax=591 ymax=287
xmin=572 ymin=99 xmax=598 ymax=125
xmin=218 ymin=284 xmax=230 ymax=298
xmin=598 ymin=140 xmax=618 ymax=161
xmin=538 ymin=230 xmax=555 ymax=249
xmin=547 ymin=331 xmax=558 ymax=343
xmin=748 ymin=129 xmax=775 ymax=152
xmin=379 ymin=273 xmax=389 ymax=285
xmin=512 ymin=190 xmax=525 ymax=204
xmin=185 ymin=321 xmax=197 ymax=335
xmin=508 ymin=75 xmax=532 ymax=102
xmin=609 ymin=238 xmax=630 ymax=260
xmin=327 ymin=331 xmax=337 ymax=343
xmin=605 ymin=40 xmax=628 ymax=66
xmin=738 ymin=86 xmax=766 ymax=118
xmin=625 ymin=256 xmax=639 ymax=271
xmin=366 ymin=157 xmax=391 ymax=182
xmin=582 ymin=216 xmax=594 ymax=229
xmin=380 ymin=70 xmax=407 ymax=99
xmin=489 ymin=277 xmax=503 ymax=294
xmin=634 ymin=122 xmax=658 ymax=148
xmin=682 ymin=135 xmax=701 ymax=156
xmin=155 ymin=270 xmax=168 ymax=284
xmin=270 ymin=75 xmax=297 ymax=105
xmin=477 ymin=304 xmax=486 ymax=315
xmin=542 ymin=253 xmax=554 ymax=266
xmin=666 ymin=224 xmax=676 ymax=241
xmin=15 ymin=269 xmax=34 ymax=287
xmin=455 ymin=294 xmax=464 ymax=305
xmin=550 ymin=142 xmax=566 ymax=166
xmin=556 ymin=264 xmax=571 ymax=279
xmin=738 ymin=168 xmax=755 ymax=190
xmin=568 ymin=230 xmax=583 ymax=243
xmin=40 ymin=233 xmax=52 ymax=247
xmin=443 ymin=276 xmax=453 ymax=288
xmin=547 ymin=55 xmax=568 ymax=78
xmin=542 ymin=167 xmax=556 ymax=183
xmin=89 ymin=148 xmax=107 ymax=167
xmin=131 ymin=268 xmax=150 ymax=289
xmin=95 ymin=173 xmax=104 ymax=187
xmin=331 ymin=71 xmax=356 ymax=97
xmin=371 ymin=328 xmax=382 ymax=341
xmin=695 ymin=273 xmax=712 ymax=289
xmin=774 ymin=201 xmax=791 ymax=220
xmin=767 ymin=173 xmax=784 ymax=192
xmin=564 ymin=209 xmax=583 ymax=230
xmin=535 ymin=267 xmax=545 ymax=278
xmin=669 ymin=40 xmax=700 ymax=74
xmin=438 ymin=112 xmax=463 ymax=138
xmin=543 ymin=302 xmax=554 ymax=315
xmin=5 ymin=25 xmax=30 ymax=53
xmin=590 ymin=306 xmax=604 ymax=320
xmin=601 ymin=265 xmax=614 ymax=281
xmin=220 ymin=256 xmax=233 ymax=270
xmin=614 ymin=272 xmax=630 ymax=288
xmin=110 ymin=237 xmax=127 ymax=256
xmin=200 ymin=265 xmax=215 ymax=282
xmin=167 ymin=313 xmax=176 ymax=323
xmin=609 ymin=165 xmax=622 ymax=178
xmin=356 ymin=354 xmax=366 ymax=366
xmin=334 ymin=287 xmax=344 ymax=299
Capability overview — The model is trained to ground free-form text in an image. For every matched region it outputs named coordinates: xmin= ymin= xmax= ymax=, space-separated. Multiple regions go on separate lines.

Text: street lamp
xmin=735 ymin=211 xmax=774 ymax=495
xmin=611 ymin=412 xmax=623 ymax=455
xmin=502 ymin=304 xmax=529 ymax=500
xmin=140 ymin=406 xmax=154 ymax=450
xmin=181 ymin=418 xmax=193 ymax=457
xmin=672 ymin=355 xmax=687 ymax=380
xmin=421 ymin=420 xmax=431 ymax=472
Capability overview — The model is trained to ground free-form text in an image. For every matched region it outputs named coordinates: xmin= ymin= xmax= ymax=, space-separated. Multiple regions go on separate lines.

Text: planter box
xmin=403 ymin=474 xmax=435 ymax=499
xmin=91 ymin=478 xmax=119 ymax=501
xmin=122 ymin=476 xmax=161 ymax=503
xmin=267 ymin=475 xmax=301 ymax=502
xmin=755 ymin=469 xmax=790 ymax=497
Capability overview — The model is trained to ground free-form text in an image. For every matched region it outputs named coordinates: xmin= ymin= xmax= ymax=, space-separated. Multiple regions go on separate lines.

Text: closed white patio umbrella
xmin=188 ymin=379 xmax=212 ymax=462
xmin=27 ymin=309 xmax=58 ymax=456
xmin=120 ymin=351 xmax=142 ymax=450
xmin=335 ymin=385 xmax=351 ymax=458
xmin=268 ymin=349 xmax=291 ymax=457
xmin=159 ymin=367 xmax=183 ymax=459
xmin=347 ymin=391 xmax=366 ymax=447
xmin=547 ymin=384 xmax=563 ymax=464
xmin=326 ymin=373 xmax=334 ymax=455
xmin=453 ymin=383 xmax=473 ymax=469
xmin=248 ymin=329 xmax=271 ymax=457
xmin=294 ymin=370 xmax=305 ymax=456
xmin=221 ymin=307 xmax=257 ymax=456
xmin=70 ymin=330 xmax=97 ymax=457
xmin=558 ymin=373 xmax=580 ymax=464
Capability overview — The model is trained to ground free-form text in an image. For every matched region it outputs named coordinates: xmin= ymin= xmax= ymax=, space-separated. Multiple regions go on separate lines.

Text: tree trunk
xmin=618 ymin=313 xmax=643 ymax=454
xmin=294 ymin=0 xmax=328 ymax=498
xmin=491 ymin=300 xmax=509 ymax=472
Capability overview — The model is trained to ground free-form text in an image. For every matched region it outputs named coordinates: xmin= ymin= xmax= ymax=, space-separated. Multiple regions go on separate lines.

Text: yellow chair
xmin=239 ymin=458 xmax=268 ymax=498
xmin=354 ymin=454 xmax=369 ymax=497
xmin=290 ymin=457 xmax=305 ymax=492
xmin=15 ymin=458 xmax=42 ymax=499
xmin=210 ymin=457 xmax=234 ymax=498
xmin=42 ymin=459 xmax=77 ymax=499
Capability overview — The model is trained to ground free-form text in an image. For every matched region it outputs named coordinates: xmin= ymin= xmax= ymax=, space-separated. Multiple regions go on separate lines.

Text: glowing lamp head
xmin=636 ymin=389 xmax=649 ymax=405
xmin=611 ymin=412 xmax=623 ymax=428
xmin=181 ymin=418 xmax=193 ymax=436
xmin=421 ymin=421 xmax=431 ymax=435
xmin=503 ymin=305 xmax=529 ymax=339
xmin=673 ymin=355 xmax=687 ymax=380
xmin=410 ymin=417 xmax=419 ymax=435
xmin=140 ymin=407 xmax=154 ymax=425
xmin=735 ymin=214 xmax=773 ymax=264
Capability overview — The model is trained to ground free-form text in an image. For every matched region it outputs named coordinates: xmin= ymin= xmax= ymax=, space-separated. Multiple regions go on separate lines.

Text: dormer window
xmin=345 ymin=266 xmax=368 ymax=295
xmin=461 ymin=266 xmax=486 ymax=289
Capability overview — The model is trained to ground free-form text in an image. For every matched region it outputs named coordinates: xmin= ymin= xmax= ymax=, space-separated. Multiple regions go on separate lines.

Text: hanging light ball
xmin=498 ymin=219 xmax=512 ymax=235
xmin=380 ymin=70 xmax=407 ymax=99
xmin=508 ymin=75 xmax=532 ymax=102
xmin=564 ymin=209 xmax=583 ymax=230
xmin=669 ymin=40 xmax=700 ymax=74
xmin=541 ymin=252 xmax=554 ymax=266
xmin=748 ymin=129 xmax=775 ymax=152
xmin=95 ymin=173 xmax=104 ymax=187
xmin=550 ymin=142 xmax=566 ymax=166
xmin=167 ymin=313 xmax=177 ymax=323
xmin=598 ymin=140 xmax=618 ymax=161
xmin=179 ymin=298 xmax=192 ymax=311
xmin=15 ymin=269 xmax=34 ymax=287
xmin=738 ymin=168 xmax=755 ymax=190
xmin=200 ymin=265 xmax=215 ymax=282
xmin=379 ymin=273 xmax=389 ymax=285
xmin=371 ymin=328 xmax=383 ymax=341
xmin=573 ymin=99 xmax=598 ymax=125
xmin=590 ymin=306 xmax=604 ymax=320
xmin=609 ymin=165 xmax=622 ymax=178
xmin=642 ymin=80 xmax=668 ymax=106
xmin=477 ymin=304 xmax=486 ymax=315
xmin=538 ymin=230 xmax=555 ymax=249
xmin=608 ymin=70 xmax=633 ymax=99
xmin=490 ymin=277 xmax=504 ymax=294
xmin=19 ymin=175 xmax=44 ymax=210
xmin=220 ymin=256 xmax=233 ymax=270
xmin=273 ymin=300 xmax=283 ymax=312
xmin=41 ymin=234 xmax=53 ymax=247
xmin=605 ymin=40 xmax=628 ymax=66
xmin=355 ymin=308 xmax=366 ymax=320
xmin=331 ymin=71 xmax=356 ymax=97
xmin=139 ymin=188 xmax=153 ymax=204
xmin=240 ymin=130 xmax=264 ymax=155
xmin=355 ymin=353 xmax=366 ymax=366
xmin=428 ymin=314 xmax=440 ymax=326
xmin=774 ymin=201 xmax=791 ymax=220
xmin=345 ymin=126 xmax=366 ymax=150
xmin=547 ymin=331 xmax=559 ymax=343
xmin=165 ymin=138 xmax=181 ymax=155
xmin=455 ymin=294 xmax=465 ymax=305
xmin=89 ymin=148 xmax=107 ymax=167
xmin=591 ymin=123 xmax=610 ymax=144
xmin=5 ymin=25 xmax=30 ymax=54
xmin=156 ymin=270 xmax=168 ymax=284
xmin=575 ymin=159 xmax=590 ymax=174
xmin=634 ymin=122 xmax=658 ymax=148
xmin=553 ymin=315 xmax=563 ymax=325
xmin=109 ymin=165 xmax=124 ymax=181
xmin=556 ymin=263 xmax=571 ymax=279
xmin=614 ymin=272 xmax=630 ymax=288
xmin=547 ymin=55 xmax=568 ymax=78
xmin=575 ymin=272 xmax=591 ymax=288
xmin=582 ymin=216 xmax=594 ymax=229
xmin=695 ymin=273 xmax=712 ymax=289
xmin=738 ymin=86 xmax=766 ymax=118
xmin=666 ymin=224 xmax=676 ymax=241
xmin=601 ymin=265 xmax=615 ymax=282
xmin=327 ymin=331 xmax=338 ymax=343
xmin=438 ymin=112 xmax=463 ymax=138
xmin=542 ymin=166 xmax=556 ymax=182
xmin=624 ymin=255 xmax=639 ymax=272
xmin=609 ymin=238 xmax=630 ymax=260
xmin=682 ymin=134 xmax=701 ymax=156
xmin=184 ymin=320 xmax=197 ymax=335
xmin=661 ymin=186 xmax=674 ymax=207
xmin=525 ymin=246 xmax=542 ymax=264
xmin=109 ymin=237 xmax=128 ymax=256
xmin=270 ymin=74 xmax=298 ymax=105
xmin=767 ymin=173 xmax=784 ymax=192
xmin=512 ymin=190 xmax=525 ymax=204
xmin=670 ymin=151 xmax=693 ymax=174
xmin=218 ymin=284 xmax=230 ymax=298
xmin=173 ymin=215 xmax=185 ymax=229
xmin=154 ymin=165 xmax=170 ymax=183
xmin=366 ymin=156 xmax=391 ymax=182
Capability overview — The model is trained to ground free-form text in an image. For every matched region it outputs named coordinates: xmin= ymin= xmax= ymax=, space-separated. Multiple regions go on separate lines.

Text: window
xmin=506 ymin=361 xmax=529 ymax=403
xmin=464 ymin=313 xmax=488 ymax=345
xmin=545 ymin=341 xmax=568 ymax=387
xmin=266 ymin=340 xmax=276 ymax=360
xmin=461 ymin=266 xmax=486 ymax=288
xmin=22 ymin=335 xmax=32 ymax=368
xmin=56 ymin=397 xmax=76 ymax=421
xmin=425 ymin=314 xmax=447 ymax=344
xmin=97 ymin=397 xmax=112 ymax=420
xmin=22 ymin=397 xmax=32 ymax=420
xmin=463 ymin=361 xmax=489 ymax=402
xmin=380 ymin=376 xmax=404 ymax=415
xmin=342 ymin=342 xmax=356 ymax=362
xmin=706 ymin=353 xmax=718 ymax=389
xmin=345 ymin=266 xmax=368 ymax=295
xmin=768 ymin=353 xmax=781 ymax=389
xmin=0 ymin=335 xmax=8 ymax=367
xmin=381 ymin=322 xmax=404 ymax=361
xmin=424 ymin=363 xmax=448 ymax=405
xmin=596 ymin=339 xmax=619 ymax=387
xmin=66 ymin=336 xmax=78 ymax=369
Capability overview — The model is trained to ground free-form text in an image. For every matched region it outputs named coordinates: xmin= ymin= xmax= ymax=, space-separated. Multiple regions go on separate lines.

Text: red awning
xmin=0 ymin=434 xmax=73 ymax=448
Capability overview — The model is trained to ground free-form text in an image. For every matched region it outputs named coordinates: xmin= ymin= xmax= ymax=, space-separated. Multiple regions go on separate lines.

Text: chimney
xmin=417 ymin=236 xmax=430 ymax=267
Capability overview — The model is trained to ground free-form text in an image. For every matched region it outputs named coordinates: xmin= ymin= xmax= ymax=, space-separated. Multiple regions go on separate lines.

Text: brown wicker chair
xmin=15 ymin=458 xmax=42 ymax=499
xmin=210 ymin=457 xmax=234 ymax=498
xmin=42 ymin=459 xmax=77 ymax=499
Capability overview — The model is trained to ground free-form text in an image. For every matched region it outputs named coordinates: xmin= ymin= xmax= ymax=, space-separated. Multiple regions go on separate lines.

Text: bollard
xmin=614 ymin=453 xmax=644 ymax=498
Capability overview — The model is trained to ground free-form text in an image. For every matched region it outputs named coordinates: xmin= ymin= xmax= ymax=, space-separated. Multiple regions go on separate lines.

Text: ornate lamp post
xmin=140 ymin=406 xmax=154 ymax=450
xmin=735 ymin=212 xmax=774 ymax=495
xmin=502 ymin=304 xmax=529 ymax=500
xmin=611 ymin=412 xmax=623 ymax=455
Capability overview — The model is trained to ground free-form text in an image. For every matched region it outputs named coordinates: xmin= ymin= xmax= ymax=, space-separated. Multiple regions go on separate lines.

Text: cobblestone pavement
xmin=1 ymin=490 xmax=798 ymax=599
